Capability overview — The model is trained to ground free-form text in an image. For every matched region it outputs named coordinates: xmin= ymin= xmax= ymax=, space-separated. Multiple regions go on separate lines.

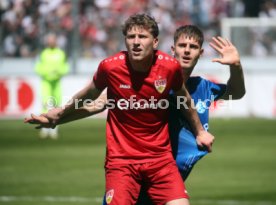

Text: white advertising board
xmin=0 ymin=75 xmax=275 ymax=119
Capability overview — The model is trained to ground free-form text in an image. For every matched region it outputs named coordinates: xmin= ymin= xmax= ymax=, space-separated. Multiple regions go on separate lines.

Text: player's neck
xmin=182 ymin=67 xmax=193 ymax=80
xmin=128 ymin=54 xmax=154 ymax=72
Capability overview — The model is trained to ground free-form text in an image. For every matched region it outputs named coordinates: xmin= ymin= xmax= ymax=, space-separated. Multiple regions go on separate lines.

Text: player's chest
xmin=108 ymin=66 xmax=171 ymax=100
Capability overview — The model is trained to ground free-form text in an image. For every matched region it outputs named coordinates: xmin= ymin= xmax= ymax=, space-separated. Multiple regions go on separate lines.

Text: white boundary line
xmin=0 ymin=196 xmax=275 ymax=204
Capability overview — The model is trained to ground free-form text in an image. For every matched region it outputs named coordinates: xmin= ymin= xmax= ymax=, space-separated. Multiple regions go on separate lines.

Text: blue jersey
xmin=169 ymin=76 xmax=226 ymax=180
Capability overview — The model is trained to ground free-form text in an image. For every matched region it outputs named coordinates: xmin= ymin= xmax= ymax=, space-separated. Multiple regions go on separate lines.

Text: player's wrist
xmin=54 ymin=108 xmax=65 ymax=126
xmin=194 ymin=127 xmax=205 ymax=137
xmin=47 ymin=107 xmax=63 ymax=127
xmin=230 ymin=60 xmax=241 ymax=68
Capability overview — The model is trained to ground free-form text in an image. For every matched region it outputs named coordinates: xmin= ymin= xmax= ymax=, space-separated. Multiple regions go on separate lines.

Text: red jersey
xmin=93 ymin=50 xmax=183 ymax=165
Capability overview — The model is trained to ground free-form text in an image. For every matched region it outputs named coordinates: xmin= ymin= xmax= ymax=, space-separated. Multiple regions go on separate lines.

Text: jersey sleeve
xmin=171 ymin=64 xmax=184 ymax=91
xmin=208 ymin=81 xmax=227 ymax=100
xmin=93 ymin=61 xmax=108 ymax=90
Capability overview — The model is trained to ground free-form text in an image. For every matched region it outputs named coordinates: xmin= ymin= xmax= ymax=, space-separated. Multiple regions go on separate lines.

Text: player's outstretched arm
xmin=209 ymin=36 xmax=246 ymax=100
xmin=58 ymin=91 xmax=107 ymax=124
xmin=24 ymin=94 xmax=107 ymax=128
xmin=175 ymin=84 xmax=215 ymax=152
xmin=24 ymin=81 xmax=105 ymax=128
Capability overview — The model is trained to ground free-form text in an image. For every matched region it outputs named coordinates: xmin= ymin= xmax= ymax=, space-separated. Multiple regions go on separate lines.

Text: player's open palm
xmin=210 ymin=36 xmax=240 ymax=66
xmin=24 ymin=113 xmax=52 ymax=129
xmin=24 ymin=107 xmax=62 ymax=129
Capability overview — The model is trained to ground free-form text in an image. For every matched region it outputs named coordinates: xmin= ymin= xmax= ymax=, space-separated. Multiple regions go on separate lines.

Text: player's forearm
xmin=60 ymin=93 xmax=107 ymax=124
xmin=58 ymin=81 xmax=101 ymax=120
xmin=57 ymin=106 xmax=105 ymax=125
xmin=226 ymin=62 xmax=246 ymax=99
xmin=182 ymin=96 xmax=204 ymax=136
xmin=57 ymin=90 xmax=89 ymax=121
xmin=175 ymin=85 xmax=204 ymax=136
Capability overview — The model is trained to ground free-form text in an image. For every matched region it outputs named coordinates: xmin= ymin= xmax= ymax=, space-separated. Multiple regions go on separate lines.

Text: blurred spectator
xmin=0 ymin=0 xmax=275 ymax=58
xmin=243 ymin=0 xmax=262 ymax=17
xmin=259 ymin=0 xmax=276 ymax=18
xmin=1 ymin=0 xmax=39 ymax=57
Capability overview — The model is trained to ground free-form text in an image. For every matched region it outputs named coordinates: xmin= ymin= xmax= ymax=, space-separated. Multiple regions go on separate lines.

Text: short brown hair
xmin=174 ymin=25 xmax=204 ymax=47
xmin=122 ymin=13 xmax=159 ymax=38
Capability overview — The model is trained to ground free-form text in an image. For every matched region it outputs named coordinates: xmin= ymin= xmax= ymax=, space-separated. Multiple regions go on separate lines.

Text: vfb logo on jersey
xmin=154 ymin=78 xmax=167 ymax=94
xmin=105 ymin=189 xmax=114 ymax=204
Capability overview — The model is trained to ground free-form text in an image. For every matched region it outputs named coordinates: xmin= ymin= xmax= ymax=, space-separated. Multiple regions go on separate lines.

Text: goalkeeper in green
xmin=35 ymin=33 xmax=69 ymax=139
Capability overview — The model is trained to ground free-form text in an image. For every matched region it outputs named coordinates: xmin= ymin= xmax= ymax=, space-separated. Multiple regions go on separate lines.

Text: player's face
xmin=47 ymin=35 xmax=57 ymax=48
xmin=171 ymin=34 xmax=203 ymax=75
xmin=125 ymin=26 xmax=158 ymax=62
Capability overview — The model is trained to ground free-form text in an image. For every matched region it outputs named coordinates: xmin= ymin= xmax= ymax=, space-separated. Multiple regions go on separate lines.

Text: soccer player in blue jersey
xmin=167 ymin=25 xmax=245 ymax=181
xmin=135 ymin=25 xmax=245 ymax=205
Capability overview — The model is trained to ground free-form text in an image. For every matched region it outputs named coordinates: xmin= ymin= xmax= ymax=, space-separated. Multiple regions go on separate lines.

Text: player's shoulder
xmin=188 ymin=76 xmax=204 ymax=83
xmin=41 ymin=48 xmax=50 ymax=55
xmin=100 ymin=51 xmax=127 ymax=68
xmin=187 ymin=76 xmax=209 ymax=87
xmin=154 ymin=50 xmax=180 ymax=69
xmin=41 ymin=48 xmax=53 ymax=58
xmin=188 ymin=76 xmax=222 ymax=93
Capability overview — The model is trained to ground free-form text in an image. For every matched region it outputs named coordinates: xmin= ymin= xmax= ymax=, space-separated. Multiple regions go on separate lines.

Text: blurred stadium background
xmin=0 ymin=0 xmax=276 ymax=205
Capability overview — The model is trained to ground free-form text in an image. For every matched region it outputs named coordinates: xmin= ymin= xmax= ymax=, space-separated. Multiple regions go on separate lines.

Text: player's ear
xmin=153 ymin=38 xmax=159 ymax=49
xmin=199 ymin=48 xmax=204 ymax=57
xmin=171 ymin=46 xmax=175 ymax=57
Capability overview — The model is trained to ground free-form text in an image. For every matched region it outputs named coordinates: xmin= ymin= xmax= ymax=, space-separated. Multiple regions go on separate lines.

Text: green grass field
xmin=0 ymin=118 xmax=275 ymax=205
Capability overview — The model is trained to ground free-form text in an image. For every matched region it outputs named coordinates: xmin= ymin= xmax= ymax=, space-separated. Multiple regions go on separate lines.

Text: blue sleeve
xmin=207 ymin=81 xmax=227 ymax=101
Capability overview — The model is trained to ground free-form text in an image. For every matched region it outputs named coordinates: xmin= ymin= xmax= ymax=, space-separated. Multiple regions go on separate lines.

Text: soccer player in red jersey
xmin=25 ymin=14 xmax=214 ymax=205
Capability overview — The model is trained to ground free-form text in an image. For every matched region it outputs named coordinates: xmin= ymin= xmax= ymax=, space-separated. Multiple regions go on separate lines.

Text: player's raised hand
xmin=196 ymin=130 xmax=215 ymax=152
xmin=210 ymin=36 xmax=240 ymax=66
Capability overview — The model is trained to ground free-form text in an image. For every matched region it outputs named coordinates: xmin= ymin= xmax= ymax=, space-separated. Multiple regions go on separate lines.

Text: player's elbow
xmin=240 ymin=88 xmax=246 ymax=98
xmin=231 ymin=88 xmax=246 ymax=100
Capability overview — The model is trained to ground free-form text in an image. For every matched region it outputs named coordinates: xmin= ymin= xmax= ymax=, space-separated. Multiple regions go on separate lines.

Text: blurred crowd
xmin=1 ymin=0 xmax=276 ymax=58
